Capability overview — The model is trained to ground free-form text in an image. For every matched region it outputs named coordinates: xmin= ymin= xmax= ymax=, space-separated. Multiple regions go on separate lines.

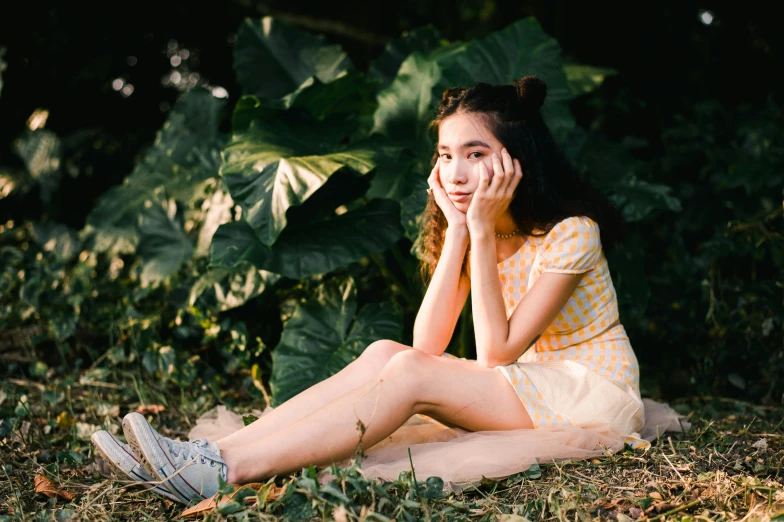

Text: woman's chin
xmin=450 ymin=198 xmax=471 ymax=211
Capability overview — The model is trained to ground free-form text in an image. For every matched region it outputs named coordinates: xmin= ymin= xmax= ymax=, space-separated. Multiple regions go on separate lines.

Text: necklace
xmin=495 ymin=228 xmax=520 ymax=239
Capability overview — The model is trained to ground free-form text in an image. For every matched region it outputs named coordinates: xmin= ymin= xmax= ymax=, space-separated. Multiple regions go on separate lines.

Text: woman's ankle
xmin=220 ymin=444 xmax=248 ymax=484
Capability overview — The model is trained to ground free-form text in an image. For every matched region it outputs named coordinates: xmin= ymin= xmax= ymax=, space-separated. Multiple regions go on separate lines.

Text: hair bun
xmin=440 ymin=87 xmax=467 ymax=106
xmin=513 ymin=76 xmax=547 ymax=112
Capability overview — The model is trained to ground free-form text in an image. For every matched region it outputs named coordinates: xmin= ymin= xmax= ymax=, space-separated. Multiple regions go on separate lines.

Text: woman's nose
xmin=445 ymin=164 xmax=468 ymax=185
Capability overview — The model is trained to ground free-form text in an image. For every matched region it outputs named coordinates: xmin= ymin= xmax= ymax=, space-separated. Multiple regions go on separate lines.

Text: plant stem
xmin=647 ymin=499 xmax=702 ymax=522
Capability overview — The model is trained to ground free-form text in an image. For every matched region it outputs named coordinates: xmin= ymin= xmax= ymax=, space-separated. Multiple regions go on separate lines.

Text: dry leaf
xmin=180 ymin=482 xmax=286 ymax=519
xmin=34 ymin=474 xmax=78 ymax=501
xmin=648 ymin=491 xmax=662 ymax=500
xmin=598 ymin=499 xmax=622 ymax=510
xmin=644 ymin=500 xmax=675 ymax=514
xmin=135 ymin=404 xmax=165 ymax=415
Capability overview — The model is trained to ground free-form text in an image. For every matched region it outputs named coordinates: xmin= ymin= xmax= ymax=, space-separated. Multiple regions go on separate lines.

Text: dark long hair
xmin=418 ymin=75 xmax=626 ymax=283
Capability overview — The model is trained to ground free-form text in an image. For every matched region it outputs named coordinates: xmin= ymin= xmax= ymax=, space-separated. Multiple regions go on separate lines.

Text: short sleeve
xmin=539 ymin=216 xmax=602 ymax=274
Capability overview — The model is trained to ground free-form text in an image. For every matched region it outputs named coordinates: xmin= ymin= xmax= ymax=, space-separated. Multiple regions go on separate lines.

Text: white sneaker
xmin=90 ymin=430 xmax=183 ymax=504
xmin=122 ymin=412 xmax=228 ymax=504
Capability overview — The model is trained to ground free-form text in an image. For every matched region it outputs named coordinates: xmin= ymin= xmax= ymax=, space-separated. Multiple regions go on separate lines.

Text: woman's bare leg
xmin=215 ymin=340 xmax=411 ymax=449
xmin=219 ymin=348 xmax=533 ymax=484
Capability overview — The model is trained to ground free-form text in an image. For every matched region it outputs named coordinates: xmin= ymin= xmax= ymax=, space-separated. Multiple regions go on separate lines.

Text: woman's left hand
xmin=466 ymin=147 xmax=523 ymax=236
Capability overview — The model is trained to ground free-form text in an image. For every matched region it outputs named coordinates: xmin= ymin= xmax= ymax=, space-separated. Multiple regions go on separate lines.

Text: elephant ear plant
xmin=0 ymin=15 xmax=683 ymax=404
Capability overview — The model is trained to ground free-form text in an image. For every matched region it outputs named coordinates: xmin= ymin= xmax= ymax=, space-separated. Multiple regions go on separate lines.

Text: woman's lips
xmin=449 ymin=192 xmax=470 ymax=202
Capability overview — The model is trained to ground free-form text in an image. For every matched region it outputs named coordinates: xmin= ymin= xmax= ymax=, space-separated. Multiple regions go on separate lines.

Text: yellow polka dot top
xmin=497 ymin=216 xmax=620 ymax=352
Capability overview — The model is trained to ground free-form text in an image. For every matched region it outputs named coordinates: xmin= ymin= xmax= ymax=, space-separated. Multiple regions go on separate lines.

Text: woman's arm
xmin=470 ymin=232 xmax=584 ymax=366
xmin=467 ymin=232 xmax=508 ymax=366
xmin=465 ymin=148 xmax=585 ymax=367
xmin=412 ymin=227 xmax=471 ymax=356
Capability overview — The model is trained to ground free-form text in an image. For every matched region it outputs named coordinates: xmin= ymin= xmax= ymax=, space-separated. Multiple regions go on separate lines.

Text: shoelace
xmin=167 ymin=438 xmax=228 ymax=479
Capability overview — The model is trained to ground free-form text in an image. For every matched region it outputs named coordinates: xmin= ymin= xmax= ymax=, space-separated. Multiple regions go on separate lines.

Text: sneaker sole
xmin=90 ymin=430 xmax=183 ymax=504
xmin=122 ymin=412 xmax=208 ymax=504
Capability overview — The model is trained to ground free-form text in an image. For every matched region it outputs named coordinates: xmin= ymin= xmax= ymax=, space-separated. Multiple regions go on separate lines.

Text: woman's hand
xmin=466 ymin=148 xmax=522 ymax=236
xmin=427 ymin=158 xmax=467 ymax=230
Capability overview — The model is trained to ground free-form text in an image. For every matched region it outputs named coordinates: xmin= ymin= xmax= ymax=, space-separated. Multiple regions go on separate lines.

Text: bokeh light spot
xmin=211 ymin=86 xmax=228 ymax=98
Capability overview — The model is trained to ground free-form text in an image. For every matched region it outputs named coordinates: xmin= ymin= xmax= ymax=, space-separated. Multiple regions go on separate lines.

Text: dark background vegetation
xmin=2 ymin=1 xmax=780 ymax=227
xmin=1 ymin=1 xmax=781 ymax=405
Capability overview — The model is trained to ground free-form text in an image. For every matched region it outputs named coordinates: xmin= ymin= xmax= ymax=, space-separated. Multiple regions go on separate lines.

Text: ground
xmin=1 ymin=366 xmax=782 ymax=521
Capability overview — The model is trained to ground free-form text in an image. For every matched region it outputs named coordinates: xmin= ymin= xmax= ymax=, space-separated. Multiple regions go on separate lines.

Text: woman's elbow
xmin=476 ymin=350 xmax=517 ymax=368
xmin=476 ymin=357 xmax=504 ymax=369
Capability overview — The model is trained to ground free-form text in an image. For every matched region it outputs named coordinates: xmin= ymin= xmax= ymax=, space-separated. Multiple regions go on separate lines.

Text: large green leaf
xmin=436 ymin=17 xmax=575 ymax=144
xmin=368 ymin=50 xmax=443 ymax=240
xmin=571 ymin=130 xmax=681 ymax=222
xmin=194 ymin=185 xmax=234 ymax=257
xmin=365 ymin=146 xmax=416 ymax=200
xmin=611 ymin=179 xmax=682 ymax=222
xmin=189 ymin=261 xmax=279 ymax=312
xmin=570 ymin=129 xmax=645 ymax=191
xmin=369 ymin=25 xmax=444 ymax=90
xmin=210 ymin=198 xmax=403 ymax=278
xmin=233 ymin=16 xmax=351 ymax=106
xmin=365 ymin=147 xmax=430 ymax=242
xmin=371 ymin=51 xmax=442 ymax=154
xmin=401 ymin=188 xmax=429 ymax=243
xmin=136 ymin=194 xmax=194 ymax=287
xmin=289 ymin=70 xmax=379 ymax=125
xmin=87 ymin=88 xmax=226 ymax=235
xmin=269 ymin=276 xmax=403 ymax=406
xmin=221 ymin=101 xmax=377 ymax=246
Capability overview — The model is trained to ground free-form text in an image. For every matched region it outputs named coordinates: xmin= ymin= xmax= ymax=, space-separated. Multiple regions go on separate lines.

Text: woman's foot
xmin=90 ymin=430 xmax=183 ymax=504
xmin=122 ymin=412 xmax=228 ymax=505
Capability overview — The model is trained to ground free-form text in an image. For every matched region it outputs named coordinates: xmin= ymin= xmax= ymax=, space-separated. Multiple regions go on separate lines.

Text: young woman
xmin=91 ymin=76 xmax=660 ymax=505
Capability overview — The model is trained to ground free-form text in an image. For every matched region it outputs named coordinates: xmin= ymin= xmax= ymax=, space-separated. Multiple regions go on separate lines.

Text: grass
xmin=1 ymin=362 xmax=783 ymax=521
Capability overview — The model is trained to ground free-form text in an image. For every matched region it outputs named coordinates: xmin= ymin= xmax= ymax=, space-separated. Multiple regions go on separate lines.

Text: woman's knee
xmin=377 ymin=348 xmax=430 ymax=386
xmin=358 ymin=339 xmax=412 ymax=374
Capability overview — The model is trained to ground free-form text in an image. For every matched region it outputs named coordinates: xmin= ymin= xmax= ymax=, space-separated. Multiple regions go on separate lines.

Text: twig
xmin=6 ymin=378 xmax=45 ymax=390
xmin=661 ymin=452 xmax=687 ymax=487
xmin=407 ymin=447 xmax=418 ymax=492
xmin=646 ymin=499 xmax=702 ymax=521
xmin=77 ymin=381 xmax=120 ymax=389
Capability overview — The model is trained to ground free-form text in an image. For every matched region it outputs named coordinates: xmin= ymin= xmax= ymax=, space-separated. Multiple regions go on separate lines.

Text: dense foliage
xmin=0 ymin=16 xmax=781 ymax=408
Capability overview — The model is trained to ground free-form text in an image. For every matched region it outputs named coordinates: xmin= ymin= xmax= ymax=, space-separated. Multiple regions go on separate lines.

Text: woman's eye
xmin=439 ymin=152 xmax=483 ymax=160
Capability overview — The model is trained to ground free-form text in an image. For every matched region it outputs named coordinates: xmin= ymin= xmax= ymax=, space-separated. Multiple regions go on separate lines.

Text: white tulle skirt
xmin=187 ymin=398 xmax=690 ymax=493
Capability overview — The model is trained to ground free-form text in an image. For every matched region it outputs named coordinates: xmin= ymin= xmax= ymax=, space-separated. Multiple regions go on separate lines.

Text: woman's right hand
xmin=427 ymin=158 xmax=467 ymax=230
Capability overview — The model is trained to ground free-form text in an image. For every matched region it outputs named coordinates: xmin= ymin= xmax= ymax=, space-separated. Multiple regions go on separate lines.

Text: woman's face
xmin=436 ymin=112 xmax=506 ymax=212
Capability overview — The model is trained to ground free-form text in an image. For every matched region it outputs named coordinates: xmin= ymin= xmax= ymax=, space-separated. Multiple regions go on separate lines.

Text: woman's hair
xmin=418 ymin=75 xmax=626 ymax=283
